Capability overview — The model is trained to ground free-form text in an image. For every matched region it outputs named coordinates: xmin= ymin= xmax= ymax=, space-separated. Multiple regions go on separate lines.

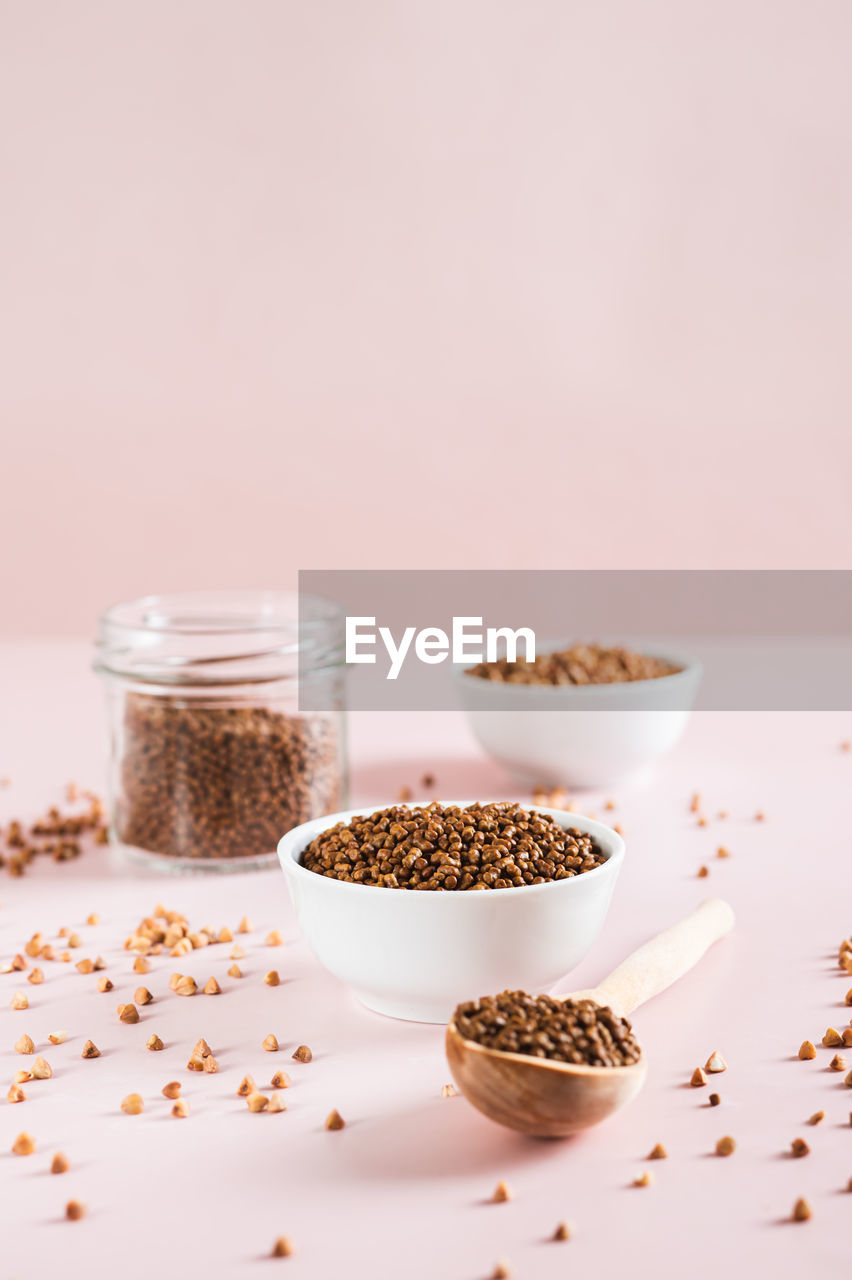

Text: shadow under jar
xmin=94 ymin=590 xmax=347 ymax=872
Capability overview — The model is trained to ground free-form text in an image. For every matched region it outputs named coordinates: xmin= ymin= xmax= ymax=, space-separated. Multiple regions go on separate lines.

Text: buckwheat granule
xmin=271 ymin=1070 xmax=291 ymax=1089
xmin=134 ymin=987 xmax=153 ymax=1005
xmin=325 ymin=1109 xmax=345 ymax=1130
xmin=121 ymin=1094 xmax=144 ymax=1115
xmin=265 ymin=971 xmax=280 ymax=986
xmin=823 ymin=1028 xmax=842 ymax=1047
xmin=66 ymin=1200 xmax=86 ymax=1221
xmin=51 ymin=1152 xmax=69 ymax=1173
xmin=118 ymin=1003 xmax=140 ymax=1024
xmin=193 ymin=1038 xmax=212 ymax=1058
xmin=705 ymin=1051 xmax=727 ymax=1073
xmin=441 ymin=1084 xmax=457 ymax=1098
xmin=830 ymin=1054 xmax=847 ymax=1072
xmin=237 ymin=1076 xmax=256 ymax=1097
xmin=14 ymin=1033 xmax=35 ymax=1054
xmin=97 ymin=977 xmax=113 ymax=993
xmin=172 ymin=1099 xmax=190 ymax=1118
xmin=292 ymin=1045 xmax=312 ymax=1063
xmin=133 ymin=957 xmax=151 ymax=974
xmin=266 ymin=931 xmax=284 ymax=946
xmin=697 ymin=866 xmax=709 ymax=878
xmin=247 ymin=1092 xmax=269 ymax=1112
xmin=263 ymin=1034 xmax=279 ymax=1052
xmin=146 ymin=1035 xmax=164 ymax=1051
xmin=81 ymin=1040 xmax=100 ymax=1058
xmin=271 ymin=1237 xmax=293 ymax=1258
xmin=715 ymin=1136 xmax=736 ymax=1157
xmin=203 ymin=978 xmax=221 ymax=995
xmin=175 ymin=976 xmax=197 ymax=996
xmin=228 ymin=964 xmax=243 ymax=978
xmin=12 ymin=1132 xmax=35 ymax=1155
xmin=32 ymin=1056 xmax=51 ymax=1079
xmin=162 ymin=1082 xmax=181 ymax=1099
xmin=648 ymin=1143 xmax=667 ymax=1159
xmin=7 ymin=1085 xmax=26 ymax=1103
xmin=27 ymin=966 xmax=44 ymax=984
xmin=268 ymin=1092 xmax=286 ymax=1113
xmin=11 ymin=991 xmax=28 ymax=1010
xmin=633 ymin=1172 xmax=653 ymax=1187
xmin=238 ymin=916 xmax=253 ymax=933
xmin=492 ymin=1181 xmax=511 ymax=1202
xmin=553 ymin=1222 xmax=572 ymax=1241
xmin=691 ymin=1068 xmax=707 ymax=1087
xmin=230 ymin=945 xmax=246 ymax=960
xmin=798 ymin=1041 xmax=817 ymax=1060
xmin=809 ymin=1111 xmax=825 ymax=1125
xmin=792 ymin=1198 xmax=811 ymax=1222
xmin=75 ymin=958 xmax=94 ymax=975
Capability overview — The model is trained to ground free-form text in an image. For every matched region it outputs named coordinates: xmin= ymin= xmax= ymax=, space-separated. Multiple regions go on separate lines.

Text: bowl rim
xmin=277 ymin=803 xmax=625 ymax=902
xmin=453 ymin=649 xmax=702 ymax=699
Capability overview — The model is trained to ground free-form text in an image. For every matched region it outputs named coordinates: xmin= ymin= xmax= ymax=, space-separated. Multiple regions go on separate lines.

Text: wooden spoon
xmin=445 ymin=897 xmax=735 ymax=1137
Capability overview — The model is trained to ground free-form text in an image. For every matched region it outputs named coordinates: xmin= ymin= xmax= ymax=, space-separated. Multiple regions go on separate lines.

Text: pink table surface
xmin=1 ymin=641 xmax=851 ymax=1279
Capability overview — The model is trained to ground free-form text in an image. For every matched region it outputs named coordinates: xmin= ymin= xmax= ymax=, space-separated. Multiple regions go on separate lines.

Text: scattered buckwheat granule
xmin=187 ymin=1054 xmax=205 ymax=1072
xmin=842 ymin=1028 xmax=852 ymax=1047
xmin=396 ymin=785 xmax=413 ymax=801
xmin=133 ymin=956 xmax=151 ymax=974
xmin=238 ymin=916 xmax=253 ymax=933
xmin=266 ymin=930 xmax=284 ymax=946
xmin=697 ymin=818 xmax=707 ymax=828
xmin=247 ymin=1092 xmax=269 ymax=1113
xmin=51 ymin=1152 xmax=69 ymax=1173
xmin=172 ymin=1099 xmax=190 ymax=1118
xmin=193 ymin=1038 xmax=212 ymax=1058
xmin=845 ymin=1070 xmax=852 ymax=1087
xmin=690 ymin=793 xmax=701 ymax=813
xmin=264 ymin=971 xmax=280 ymax=987
xmin=709 ymin=1093 xmax=721 ymax=1106
xmin=633 ymin=1171 xmax=653 ymax=1187
xmin=13 ymin=1070 xmax=32 ymax=1083
xmin=218 ymin=926 xmax=233 ymax=943
xmin=121 ymin=1094 xmax=144 ymax=1115
xmin=97 ymin=976 xmax=113 ymax=993
xmin=162 ymin=1082 xmax=181 ymax=1099
xmin=203 ymin=978 xmax=221 ymax=995
xmin=203 ymin=1056 xmax=219 ymax=1074
xmin=75 ymin=958 xmax=94 ymax=975
xmin=755 ymin=811 xmax=765 ymax=822
xmin=492 ymin=1181 xmax=512 ymax=1203
xmin=86 ymin=912 xmax=99 ymax=925
xmin=325 ymin=1109 xmax=345 ymax=1130
xmin=263 ymin=1034 xmax=279 ymax=1052
xmin=230 ymin=944 xmax=246 ymax=959
xmin=830 ymin=1054 xmax=847 ymax=1072
xmin=11 ymin=991 xmax=29 ymax=1010
xmin=118 ymin=1003 xmax=139 ymax=1024
xmin=27 ymin=966 xmax=44 ymax=984
xmin=691 ymin=1068 xmax=707 ymax=1087
xmin=146 ymin=1035 xmax=164 ymax=1051
xmin=81 ymin=1040 xmax=100 ymax=1058
xmin=31 ymin=1056 xmax=51 ymax=1079
xmin=715 ymin=1136 xmax=736 ymax=1156
xmin=268 ymin=1092 xmax=286 ymax=1113
xmin=841 ymin=741 xmax=851 ymax=752
xmin=648 ymin=1143 xmax=667 ymax=1159
xmin=292 ymin=1045 xmax=312 ymax=1063
xmin=705 ymin=1051 xmax=727 ymax=1073
xmin=134 ymin=987 xmax=153 ymax=1005
xmin=169 ymin=973 xmax=183 ymax=991
xmin=228 ymin=964 xmax=243 ymax=978
xmin=271 ymin=1237 xmax=293 ymax=1258
xmin=441 ymin=1084 xmax=457 ymax=1098
xmin=271 ymin=1070 xmax=291 ymax=1089
xmin=553 ymin=1222 xmax=572 ymax=1241
xmin=12 ymin=1132 xmax=35 ymax=1155
xmin=175 ymin=976 xmax=197 ymax=996
xmin=7 ymin=1084 xmax=26 ymax=1103
xmin=792 ymin=1198 xmax=811 ymax=1222
xmin=716 ymin=847 xmax=730 ymax=860
xmin=492 ymin=1262 xmax=511 ymax=1280
xmin=809 ymin=1111 xmax=825 ymax=1125
xmin=697 ymin=865 xmax=709 ymax=878
xmin=791 ymin=1138 xmax=810 ymax=1157
xmin=823 ymin=1028 xmax=842 ymax=1047
xmin=237 ymin=1076 xmax=256 ymax=1097
xmin=66 ymin=1200 xmax=86 ymax=1221
xmin=14 ymin=1033 xmax=35 ymax=1054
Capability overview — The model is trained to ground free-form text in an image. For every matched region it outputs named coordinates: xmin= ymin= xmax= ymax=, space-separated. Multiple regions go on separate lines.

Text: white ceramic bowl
xmin=455 ymin=653 xmax=702 ymax=789
xmin=277 ymin=805 xmax=625 ymax=1023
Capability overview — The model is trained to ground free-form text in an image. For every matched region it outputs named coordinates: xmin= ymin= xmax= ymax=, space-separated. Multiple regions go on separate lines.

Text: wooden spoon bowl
xmin=446 ymin=898 xmax=734 ymax=1137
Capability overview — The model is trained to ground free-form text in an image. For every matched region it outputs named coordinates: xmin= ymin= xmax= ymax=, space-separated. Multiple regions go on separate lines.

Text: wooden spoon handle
xmin=581 ymin=898 xmax=735 ymax=1017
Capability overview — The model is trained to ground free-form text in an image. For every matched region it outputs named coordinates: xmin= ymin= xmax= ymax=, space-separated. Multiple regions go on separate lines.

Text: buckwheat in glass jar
xmin=95 ymin=592 xmax=347 ymax=872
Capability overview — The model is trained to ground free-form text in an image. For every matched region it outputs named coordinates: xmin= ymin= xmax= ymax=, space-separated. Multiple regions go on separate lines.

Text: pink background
xmin=2 ymin=1 xmax=852 ymax=636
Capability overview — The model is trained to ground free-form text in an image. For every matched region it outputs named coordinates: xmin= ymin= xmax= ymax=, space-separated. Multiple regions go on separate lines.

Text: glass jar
xmin=94 ymin=590 xmax=347 ymax=872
